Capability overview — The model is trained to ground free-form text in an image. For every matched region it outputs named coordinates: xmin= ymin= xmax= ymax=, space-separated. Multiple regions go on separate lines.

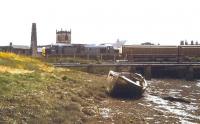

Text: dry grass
xmin=0 ymin=52 xmax=54 ymax=72
xmin=0 ymin=65 xmax=34 ymax=74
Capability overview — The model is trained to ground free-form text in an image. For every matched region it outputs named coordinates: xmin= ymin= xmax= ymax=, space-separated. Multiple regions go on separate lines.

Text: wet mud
xmin=95 ymin=79 xmax=200 ymax=124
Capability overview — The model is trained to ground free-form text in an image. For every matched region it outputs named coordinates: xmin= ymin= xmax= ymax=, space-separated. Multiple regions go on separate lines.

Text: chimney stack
xmin=31 ymin=23 xmax=37 ymax=56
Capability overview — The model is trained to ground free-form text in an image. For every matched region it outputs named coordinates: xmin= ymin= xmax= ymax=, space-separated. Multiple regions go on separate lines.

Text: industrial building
xmin=0 ymin=42 xmax=30 ymax=55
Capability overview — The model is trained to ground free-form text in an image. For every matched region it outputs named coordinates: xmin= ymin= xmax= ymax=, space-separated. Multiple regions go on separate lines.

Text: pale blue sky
xmin=0 ymin=0 xmax=200 ymax=46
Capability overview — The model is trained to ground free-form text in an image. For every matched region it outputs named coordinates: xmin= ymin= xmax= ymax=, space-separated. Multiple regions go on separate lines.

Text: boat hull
xmin=107 ymin=71 xmax=147 ymax=97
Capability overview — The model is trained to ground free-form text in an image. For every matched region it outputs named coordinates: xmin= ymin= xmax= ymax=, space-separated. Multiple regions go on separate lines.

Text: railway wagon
xmin=179 ymin=45 xmax=200 ymax=57
xmin=122 ymin=45 xmax=178 ymax=61
xmin=178 ymin=45 xmax=200 ymax=61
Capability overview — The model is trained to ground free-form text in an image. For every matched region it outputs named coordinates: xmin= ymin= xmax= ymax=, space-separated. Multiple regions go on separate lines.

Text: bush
xmin=62 ymin=76 xmax=67 ymax=81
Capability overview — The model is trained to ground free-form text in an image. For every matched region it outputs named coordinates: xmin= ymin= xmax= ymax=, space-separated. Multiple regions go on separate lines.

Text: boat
xmin=107 ymin=70 xmax=147 ymax=97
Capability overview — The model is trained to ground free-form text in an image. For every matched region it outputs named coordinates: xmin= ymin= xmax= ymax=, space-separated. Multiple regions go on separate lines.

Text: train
xmin=122 ymin=45 xmax=200 ymax=62
xmin=1 ymin=43 xmax=200 ymax=62
xmin=38 ymin=44 xmax=119 ymax=60
xmin=43 ymin=44 xmax=200 ymax=62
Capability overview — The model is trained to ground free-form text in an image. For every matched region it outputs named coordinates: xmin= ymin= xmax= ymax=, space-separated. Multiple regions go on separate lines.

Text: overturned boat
xmin=107 ymin=70 xmax=147 ymax=97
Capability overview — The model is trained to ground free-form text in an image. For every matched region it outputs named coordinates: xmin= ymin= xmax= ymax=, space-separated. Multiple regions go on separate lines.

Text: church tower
xmin=56 ymin=29 xmax=71 ymax=44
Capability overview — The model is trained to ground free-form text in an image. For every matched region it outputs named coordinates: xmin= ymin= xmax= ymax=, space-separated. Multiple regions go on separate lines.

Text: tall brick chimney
xmin=31 ymin=23 xmax=37 ymax=56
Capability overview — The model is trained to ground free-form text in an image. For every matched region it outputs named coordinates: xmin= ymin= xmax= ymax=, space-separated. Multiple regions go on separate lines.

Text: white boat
xmin=107 ymin=70 xmax=147 ymax=97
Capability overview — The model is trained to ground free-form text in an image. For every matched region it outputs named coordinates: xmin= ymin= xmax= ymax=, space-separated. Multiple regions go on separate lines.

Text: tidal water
xmin=99 ymin=79 xmax=200 ymax=123
xmin=144 ymin=79 xmax=200 ymax=123
xmin=143 ymin=79 xmax=200 ymax=123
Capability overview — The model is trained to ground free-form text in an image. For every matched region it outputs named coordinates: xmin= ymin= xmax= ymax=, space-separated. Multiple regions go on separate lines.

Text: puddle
xmin=144 ymin=94 xmax=200 ymax=123
xmin=99 ymin=108 xmax=112 ymax=118
xmin=168 ymin=89 xmax=183 ymax=96
xmin=196 ymin=82 xmax=200 ymax=87
xmin=181 ymin=85 xmax=191 ymax=88
xmin=145 ymin=94 xmax=168 ymax=105
xmin=181 ymin=120 xmax=198 ymax=124
xmin=145 ymin=117 xmax=154 ymax=120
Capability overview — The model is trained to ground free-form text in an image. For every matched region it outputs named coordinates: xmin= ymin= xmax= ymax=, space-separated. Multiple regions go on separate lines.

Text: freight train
xmin=1 ymin=43 xmax=200 ymax=62
xmin=122 ymin=45 xmax=200 ymax=62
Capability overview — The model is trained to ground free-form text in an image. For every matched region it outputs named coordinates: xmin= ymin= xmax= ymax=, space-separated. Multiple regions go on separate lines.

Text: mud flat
xmin=92 ymin=79 xmax=200 ymax=124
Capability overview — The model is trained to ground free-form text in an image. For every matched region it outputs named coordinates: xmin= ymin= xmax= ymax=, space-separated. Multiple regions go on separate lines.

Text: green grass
xmin=0 ymin=72 xmax=55 ymax=96
xmin=0 ymin=52 xmax=108 ymax=123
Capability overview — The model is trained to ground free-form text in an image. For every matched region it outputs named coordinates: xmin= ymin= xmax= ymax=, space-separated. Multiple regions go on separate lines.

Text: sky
xmin=0 ymin=0 xmax=200 ymax=46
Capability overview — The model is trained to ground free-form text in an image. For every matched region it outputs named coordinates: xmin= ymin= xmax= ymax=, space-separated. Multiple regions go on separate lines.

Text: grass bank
xmin=0 ymin=52 xmax=108 ymax=123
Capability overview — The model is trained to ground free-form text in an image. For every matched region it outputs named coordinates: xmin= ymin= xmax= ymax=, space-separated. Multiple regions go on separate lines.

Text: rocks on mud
xmin=82 ymin=107 xmax=96 ymax=116
xmin=64 ymin=102 xmax=81 ymax=112
xmin=162 ymin=96 xmax=191 ymax=104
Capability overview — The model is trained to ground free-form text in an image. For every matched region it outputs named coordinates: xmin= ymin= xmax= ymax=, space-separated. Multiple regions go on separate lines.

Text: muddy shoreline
xmin=1 ymin=72 xmax=200 ymax=123
xmin=92 ymin=79 xmax=200 ymax=124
